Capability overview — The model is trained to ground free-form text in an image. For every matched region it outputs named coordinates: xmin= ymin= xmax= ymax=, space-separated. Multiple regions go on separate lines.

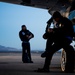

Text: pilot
xmin=19 ymin=25 xmax=34 ymax=63
xmin=37 ymin=11 xmax=75 ymax=73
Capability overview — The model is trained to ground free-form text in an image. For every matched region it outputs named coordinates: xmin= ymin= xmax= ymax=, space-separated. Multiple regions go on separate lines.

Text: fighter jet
xmin=0 ymin=0 xmax=75 ymax=72
xmin=0 ymin=0 xmax=74 ymax=15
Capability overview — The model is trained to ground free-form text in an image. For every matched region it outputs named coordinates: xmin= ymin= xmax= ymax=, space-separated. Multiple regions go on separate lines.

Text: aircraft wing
xmin=0 ymin=0 xmax=73 ymax=15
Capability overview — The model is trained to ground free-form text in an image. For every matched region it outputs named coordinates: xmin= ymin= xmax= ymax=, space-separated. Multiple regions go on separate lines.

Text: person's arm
xmin=46 ymin=17 xmax=53 ymax=33
xmin=27 ymin=30 xmax=34 ymax=39
xmin=19 ymin=31 xmax=23 ymax=41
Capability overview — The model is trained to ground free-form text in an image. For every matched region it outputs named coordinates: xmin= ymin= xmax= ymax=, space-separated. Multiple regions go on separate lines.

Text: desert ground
xmin=0 ymin=52 xmax=75 ymax=75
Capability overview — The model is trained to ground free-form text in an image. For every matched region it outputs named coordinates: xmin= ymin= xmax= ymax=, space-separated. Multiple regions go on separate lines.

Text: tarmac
xmin=0 ymin=52 xmax=75 ymax=75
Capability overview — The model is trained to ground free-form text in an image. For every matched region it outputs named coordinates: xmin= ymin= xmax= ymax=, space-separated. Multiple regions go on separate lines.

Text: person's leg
xmin=37 ymin=44 xmax=61 ymax=72
xmin=60 ymin=38 xmax=75 ymax=73
xmin=22 ymin=42 xmax=27 ymax=62
xmin=63 ymin=45 xmax=75 ymax=73
xmin=44 ymin=44 xmax=61 ymax=69
xmin=27 ymin=42 xmax=33 ymax=63
xmin=41 ymin=33 xmax=54 ymax=57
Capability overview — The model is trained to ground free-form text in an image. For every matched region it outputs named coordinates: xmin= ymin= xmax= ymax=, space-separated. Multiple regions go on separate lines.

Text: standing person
xmin=37 ymin=11 xmax=75 ymax=73
xmin=19 ymin=25 xmax=34 ymax=63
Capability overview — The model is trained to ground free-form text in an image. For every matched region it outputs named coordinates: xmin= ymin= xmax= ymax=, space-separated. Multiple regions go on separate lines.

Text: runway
xmin=0 ymin=52 xmax=75 ymax=75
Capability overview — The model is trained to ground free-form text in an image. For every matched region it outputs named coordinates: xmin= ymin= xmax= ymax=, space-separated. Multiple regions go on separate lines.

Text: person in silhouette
xmin=19 ymin=25 xmax=34 ymax=63
xmin=37 ymin=11 xmax=75 ymax=73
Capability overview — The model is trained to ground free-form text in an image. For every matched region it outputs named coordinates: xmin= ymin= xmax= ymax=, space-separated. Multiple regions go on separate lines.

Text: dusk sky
xmin=0 ymin=2 xmax=51 ymax=51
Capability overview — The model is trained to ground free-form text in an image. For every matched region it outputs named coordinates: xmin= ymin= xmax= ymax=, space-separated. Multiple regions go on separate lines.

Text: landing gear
xmin=61 ymin=49 xmax=66 ymax=71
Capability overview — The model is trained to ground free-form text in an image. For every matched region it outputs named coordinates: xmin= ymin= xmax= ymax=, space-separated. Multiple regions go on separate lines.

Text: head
xmin=52 ymin=11 xmax=62 ymax=22
xmin=21 ymin=25 xmax=27 ymax=30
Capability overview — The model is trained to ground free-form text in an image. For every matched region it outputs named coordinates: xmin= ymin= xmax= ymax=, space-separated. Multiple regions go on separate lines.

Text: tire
xmin=61 ymin=49 xmax=66 ymax=71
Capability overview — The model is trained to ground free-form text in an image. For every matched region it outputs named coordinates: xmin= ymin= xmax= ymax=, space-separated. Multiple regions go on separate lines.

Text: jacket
xmin=19 ymin=29 xmax=34 ymax=42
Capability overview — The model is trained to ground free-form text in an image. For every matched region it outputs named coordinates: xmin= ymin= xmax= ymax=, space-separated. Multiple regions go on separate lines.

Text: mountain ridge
xmin=0 ymin=45 xmax=19 ymax=51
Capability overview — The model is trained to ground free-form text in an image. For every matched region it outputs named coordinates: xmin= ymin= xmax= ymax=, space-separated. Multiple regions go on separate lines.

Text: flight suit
xmin=19 ymin=29 xmax=34 ymax=63
xmin=43 ymin=17 xmax=75 ymax=73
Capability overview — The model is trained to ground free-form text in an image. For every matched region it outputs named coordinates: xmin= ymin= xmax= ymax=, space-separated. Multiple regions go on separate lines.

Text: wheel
xmin=61 ymin=49 xmax=66 ymax=71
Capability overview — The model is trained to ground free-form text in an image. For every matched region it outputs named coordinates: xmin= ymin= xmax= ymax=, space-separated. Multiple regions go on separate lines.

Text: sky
xmin=0 ymin=2 xmax=51 ymax=51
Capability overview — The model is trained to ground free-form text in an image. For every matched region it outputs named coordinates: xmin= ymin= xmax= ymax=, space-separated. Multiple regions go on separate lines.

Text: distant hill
xmin=0 ymin=45 xmax=44 ymax=53
xmin=0 ymin=45 xmax=20 ymax=52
